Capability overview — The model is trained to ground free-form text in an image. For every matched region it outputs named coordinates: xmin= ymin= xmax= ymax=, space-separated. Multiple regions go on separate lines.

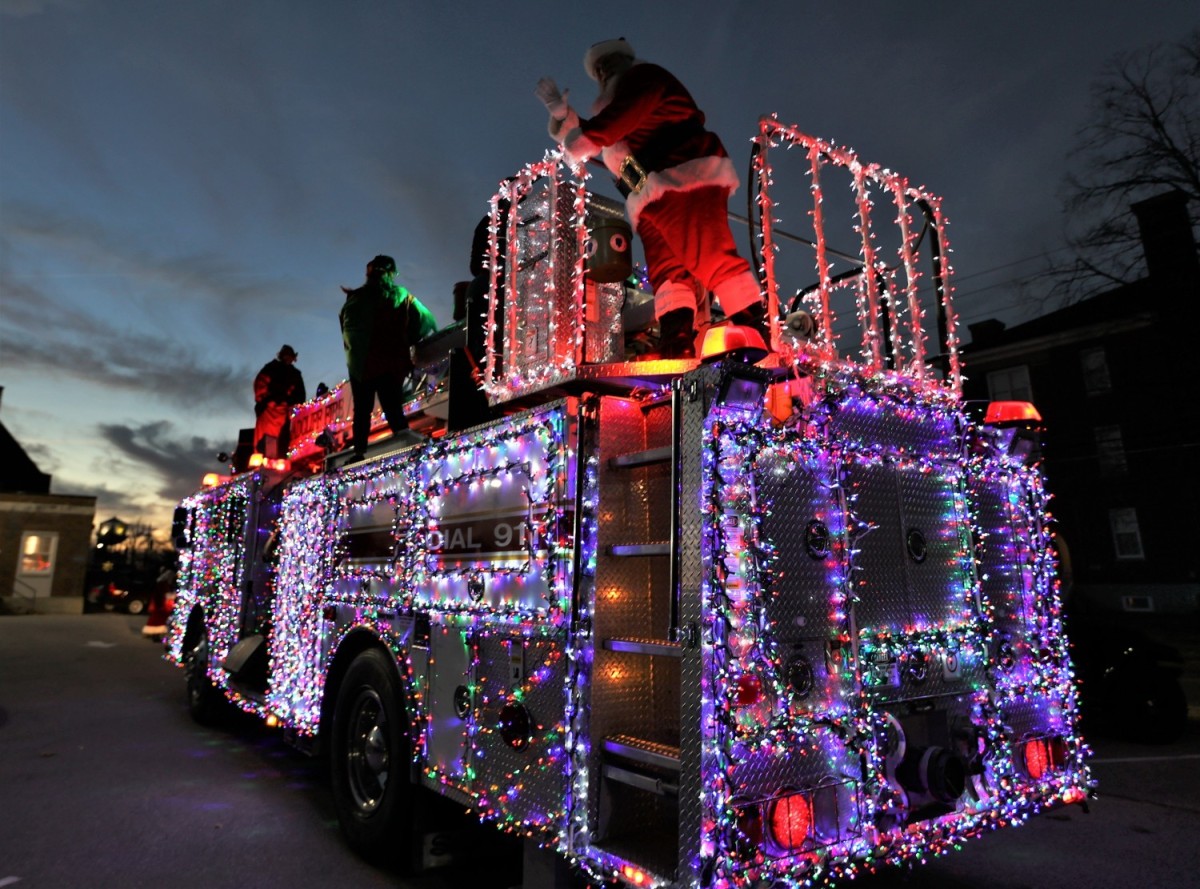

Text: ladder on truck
xmin=587 ymin=388 xmax=685 ymax=881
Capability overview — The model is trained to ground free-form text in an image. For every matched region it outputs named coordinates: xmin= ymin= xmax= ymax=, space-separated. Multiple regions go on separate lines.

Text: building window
xmin=1095 ymin=425 xmax=1128 ymax=476
xmin=1108 ymin=508 xmax=1145 ymax=560
xmin=986 ymin=365 xmax=1032 ymax=402
xmin=1080 ymin=347 xmax=1112 ymax=395
xmin=18 ymin=532 xmax=57 ymax=574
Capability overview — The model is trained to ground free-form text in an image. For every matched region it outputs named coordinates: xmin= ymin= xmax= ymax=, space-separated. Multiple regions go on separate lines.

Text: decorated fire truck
xmin=165 ymin=118 xmax=1093 ymax=888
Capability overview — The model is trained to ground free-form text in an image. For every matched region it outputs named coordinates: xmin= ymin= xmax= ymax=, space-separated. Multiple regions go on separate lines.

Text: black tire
xmin=184 ymin=623 xmax=225 ymax=725
xmin=331 ymin=648 xmax=415 ymax=867
xmin=126 ymin=597 xmax=146 ymax=616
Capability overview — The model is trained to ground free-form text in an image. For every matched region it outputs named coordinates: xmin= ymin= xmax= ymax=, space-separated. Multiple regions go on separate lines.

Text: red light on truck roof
xmin=984 ymin=401 xmax=1042 ymax=426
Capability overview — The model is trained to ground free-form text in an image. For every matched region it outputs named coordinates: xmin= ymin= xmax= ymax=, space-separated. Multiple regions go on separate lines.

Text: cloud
xmin=39 ymin=419 xmax=222 ymax=533
xmin=62 ymin=479 xmax=159 ymax=526
xmin=0 ymin=0 xmax=84 ymax=19
xmin=0 ymin=202 xmax=310 ymax=412
xmin=2 ymin=325 xmax=247 ymax=411
xmin=0 ymin=281 xmax=247 ymax=413
xmin=95 ymin=420 xmax=225 ymax=505
xmin=1 ymin=200 xmax=310 ymax=312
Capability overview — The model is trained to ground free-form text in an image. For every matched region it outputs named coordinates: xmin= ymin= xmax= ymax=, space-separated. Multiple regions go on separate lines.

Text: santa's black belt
xmin=613 ymin=119 xmax=707 ymax=197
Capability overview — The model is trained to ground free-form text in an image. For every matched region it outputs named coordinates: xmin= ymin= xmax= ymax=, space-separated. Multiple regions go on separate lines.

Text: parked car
xmin=1069 ymin=610 xmax=1189 ymax=744
xmin=86 ymin=575 xmax=154 ymax=615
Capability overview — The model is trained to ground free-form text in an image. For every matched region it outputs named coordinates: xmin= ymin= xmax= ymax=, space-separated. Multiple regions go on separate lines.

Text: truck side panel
xmin=265 ymin=402 xmax=578 ymax=833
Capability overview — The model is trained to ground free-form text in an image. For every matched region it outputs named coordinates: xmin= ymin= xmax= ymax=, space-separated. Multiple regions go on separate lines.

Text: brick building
xmin=0 ymin=388 xmax=96 ymax=613
xmin=962 ymin=190 xmax=1199 ymax=613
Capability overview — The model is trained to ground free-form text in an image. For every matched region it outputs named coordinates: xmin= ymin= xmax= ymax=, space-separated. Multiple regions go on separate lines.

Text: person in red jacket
xmin=536 ymin=38 xmax=767 ymax=359
xmin=253 ymin=344 xmax=305 ymax=458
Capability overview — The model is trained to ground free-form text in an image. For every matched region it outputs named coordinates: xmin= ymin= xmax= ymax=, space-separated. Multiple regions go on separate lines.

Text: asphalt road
xmin=1 ymin=613 xmax=1198 ymax=889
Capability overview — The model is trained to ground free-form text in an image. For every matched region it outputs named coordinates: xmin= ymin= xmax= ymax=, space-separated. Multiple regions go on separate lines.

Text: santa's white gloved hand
xmin=535 ymin=77 xmax=570 ymax=120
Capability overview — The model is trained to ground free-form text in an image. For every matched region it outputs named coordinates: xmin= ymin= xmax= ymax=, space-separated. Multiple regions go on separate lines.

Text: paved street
xmin=2 ymin=612 xmax=1198 ymax=889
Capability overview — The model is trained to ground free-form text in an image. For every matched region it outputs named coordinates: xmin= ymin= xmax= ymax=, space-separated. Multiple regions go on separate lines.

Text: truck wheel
xmin=184 ymin=624 xmax=224 ymax=724
xmin=331 ymin=648 xmax=415 ymax=866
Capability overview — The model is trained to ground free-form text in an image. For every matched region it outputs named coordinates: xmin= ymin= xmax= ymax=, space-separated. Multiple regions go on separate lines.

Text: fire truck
xmin=165 ymin=118 xmax=1093 ymax=888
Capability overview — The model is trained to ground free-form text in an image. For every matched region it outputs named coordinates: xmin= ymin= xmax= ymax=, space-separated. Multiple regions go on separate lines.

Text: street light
xmin=97 ymin=516 xmax=129 ymax=548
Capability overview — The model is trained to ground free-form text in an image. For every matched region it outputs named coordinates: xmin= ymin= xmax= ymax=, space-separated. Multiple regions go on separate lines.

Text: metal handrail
xmin=11 ymin=577 xmax=38 ymax=612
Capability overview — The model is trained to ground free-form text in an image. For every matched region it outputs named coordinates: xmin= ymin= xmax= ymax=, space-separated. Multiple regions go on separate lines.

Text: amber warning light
xmin=247 ymin=453 xmax=291 ymax=472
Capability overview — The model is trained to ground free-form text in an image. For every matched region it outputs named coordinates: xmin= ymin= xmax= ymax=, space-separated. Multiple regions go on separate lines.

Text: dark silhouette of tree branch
xmin=1046 ymin=30 xmax=1199 ymax=306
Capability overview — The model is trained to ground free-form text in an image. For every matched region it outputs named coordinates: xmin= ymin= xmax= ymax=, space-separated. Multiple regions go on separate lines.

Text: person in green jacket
xmin=339 ymin=254 xmax=437 ymax=460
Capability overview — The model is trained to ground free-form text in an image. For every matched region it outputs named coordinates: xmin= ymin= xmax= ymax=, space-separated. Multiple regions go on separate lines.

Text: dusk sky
xmin=1 ymin=0 xmax=1195 ymax=537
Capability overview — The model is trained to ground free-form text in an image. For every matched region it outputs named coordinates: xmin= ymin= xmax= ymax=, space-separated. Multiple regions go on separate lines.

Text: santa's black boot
xmin=728 ymin=301 xmax=771 ymax=343
xmin=657 ymin=308 xmax=696 ymax=359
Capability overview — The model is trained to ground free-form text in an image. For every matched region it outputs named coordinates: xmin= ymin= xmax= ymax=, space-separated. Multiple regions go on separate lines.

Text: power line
xmin=949 ymin=245 xmax=1073 ymax=284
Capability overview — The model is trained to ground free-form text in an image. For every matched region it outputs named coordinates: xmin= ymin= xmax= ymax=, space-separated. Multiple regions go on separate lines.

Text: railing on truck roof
xmin=751 ymin=117 xmax=962 ymax=396
xmin=286 ymin=121 xmax=964 ymax=469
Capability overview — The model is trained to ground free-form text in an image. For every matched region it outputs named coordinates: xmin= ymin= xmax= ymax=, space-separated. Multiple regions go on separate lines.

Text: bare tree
xmin=1048 ymin=30 xmax=1199 ymax=304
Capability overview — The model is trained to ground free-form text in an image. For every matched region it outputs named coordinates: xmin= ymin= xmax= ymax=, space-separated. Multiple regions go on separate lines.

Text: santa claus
xmin=536 ymin=38 xmax=767 ymax=359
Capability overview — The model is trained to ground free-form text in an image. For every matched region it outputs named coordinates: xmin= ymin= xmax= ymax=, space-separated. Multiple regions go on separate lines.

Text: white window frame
xmin=986 ymin=365 xmax=1032 ymax=403
xmin=1094 ymin=425 xmax=1127 ymax=476
xmin=1080 ymin=346 xmax=1112 ymax=395
xmin=1108 ymin=508 xmax=1145 ymax=561
xmin=18 ymin=531 xmax=58 ymax=575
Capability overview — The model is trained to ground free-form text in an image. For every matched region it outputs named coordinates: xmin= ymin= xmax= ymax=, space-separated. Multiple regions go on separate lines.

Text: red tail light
xmin=1023 ymin=736 xmax=1067 ymax=779
xmin=767 ymin=791 xmax=813 ymax=851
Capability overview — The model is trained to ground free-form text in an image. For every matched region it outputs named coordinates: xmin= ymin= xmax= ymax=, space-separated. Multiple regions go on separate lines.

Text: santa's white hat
xmin=584 ymin=38 xmax=635 ymax=80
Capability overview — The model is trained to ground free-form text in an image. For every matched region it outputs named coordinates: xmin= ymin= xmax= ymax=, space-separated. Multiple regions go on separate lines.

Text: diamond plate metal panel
xmin=845 ymin=461 xmax=908 ymax=632
xmin=969 ymin=475 xmax=1035 ymax=638
xmin=757 ymin=450 xmax=839 ymax=645
xmin=826 ymin=396 xmax=958 ymax=460
xmin=727 ymin=724 xmax=861 ymax=804
xmin=896 ymin=464 xmax=971 ymax=628
xmin=470 ymin=632 xmax=569 ymax=828
xmin=584 ymin=280 xmax=625 ymax=364
xmin=426 ymin=624 xmax=472 ymax=785
xmin=494 ymin=178 xmax=626 ymax=401
xmin=676 ymin=365 xmax=732 ymax=884
xmin=510 ymin=183 xmax=572 ymax=382
xmin=995 ymin=695 xmax=1070 ymax=740
xmin=588 ymin=395 xmax=680 ymax=852
xmin=847 ymin=460 xmax=970 ymax=635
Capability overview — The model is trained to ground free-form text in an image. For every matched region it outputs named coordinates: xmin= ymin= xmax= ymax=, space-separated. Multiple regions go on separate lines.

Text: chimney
xmin=1131 ymin=190 xmax=1200 ymax=295
xmin=968 ymin=318 xmax=1007 ymax=346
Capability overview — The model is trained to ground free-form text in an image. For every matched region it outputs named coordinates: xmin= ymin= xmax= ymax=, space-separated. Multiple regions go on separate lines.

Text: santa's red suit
xmin=551 ymin=60 xmax=762 ymax=326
